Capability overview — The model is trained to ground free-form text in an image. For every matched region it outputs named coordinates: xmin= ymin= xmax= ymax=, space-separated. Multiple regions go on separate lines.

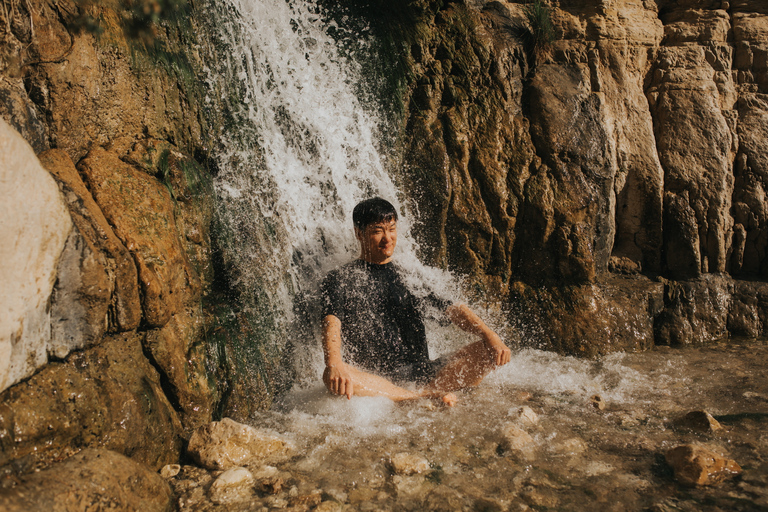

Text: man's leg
xmin=330 ymin=365 xmax=457 ymax=405
xmin=423 ymin=340 xmax=497 ymax=395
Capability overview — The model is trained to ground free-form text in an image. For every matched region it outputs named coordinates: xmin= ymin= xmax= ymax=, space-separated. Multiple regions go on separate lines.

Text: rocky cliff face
xmin=0 ymin=0 xmax=221 ymax=491
xmin=389 ymin=0 xmax=768 ymax=355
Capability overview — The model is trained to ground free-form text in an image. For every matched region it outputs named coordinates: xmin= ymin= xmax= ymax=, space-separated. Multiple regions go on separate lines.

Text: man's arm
xmin=445 ymin=304 xmax=512 ymax=366
xmin=322 ymin=314 xmax=354 ymax=399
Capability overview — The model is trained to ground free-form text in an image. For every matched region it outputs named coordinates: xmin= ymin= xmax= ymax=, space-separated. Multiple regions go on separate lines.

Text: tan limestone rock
xmin=0 ymin=118 xmax=71 ymax=393
xmin=0 ymin=332 xmax=182 ymax=471
xmin=499 ymin=424 xmax=536 ymax=461
xmin=0 ymin=449 xmax=173 ymax=512
xmin=390 ymin=452 xmax=431 ymax=476
xmin=665 ymin=444 xmax=742 ymax=486
xmin=208 ymin=466 xmax=255 ymax=504
xmin=78 ymin=147 xmax=195 ymax=327
xmin=187 ymin=418 xmax=294 ymax=470
xmin=39 ymin=149 xmax=142 ymax=333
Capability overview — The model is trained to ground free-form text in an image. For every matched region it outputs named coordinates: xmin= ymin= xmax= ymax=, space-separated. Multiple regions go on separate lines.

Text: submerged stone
xmin=499 ymin=424 xmax=536 ymax=461
xmin=665 ymin=444 xmax=742 ymax=486
xmin=676 ymin=410 xmax=723 ymax=432
xmin=390 ymin=452 xmax=431 ymax=476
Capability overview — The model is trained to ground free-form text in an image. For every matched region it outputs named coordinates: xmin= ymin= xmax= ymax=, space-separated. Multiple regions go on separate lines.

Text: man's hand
xmin=483 ymin=331 xmax=512 ymax=366
xmin=323 ymin=363 xmax=354 ymax=399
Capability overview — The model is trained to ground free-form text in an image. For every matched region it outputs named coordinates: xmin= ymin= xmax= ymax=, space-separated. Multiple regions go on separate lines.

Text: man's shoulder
xmin=322 ymin=260 xmax=367 ymax=285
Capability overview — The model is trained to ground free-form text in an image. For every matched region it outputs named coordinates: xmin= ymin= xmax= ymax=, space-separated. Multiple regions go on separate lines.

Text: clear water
xmin=173 ymin=341 xmax=768 ymax=511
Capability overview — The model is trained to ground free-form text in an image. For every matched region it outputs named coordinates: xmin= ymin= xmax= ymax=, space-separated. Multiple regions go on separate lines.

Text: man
xmin=320 ymin=197 xmax=511 ymax=405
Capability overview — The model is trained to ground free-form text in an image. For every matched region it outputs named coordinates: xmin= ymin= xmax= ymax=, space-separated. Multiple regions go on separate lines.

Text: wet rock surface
xmin=0 ymin=449 xmax=173 ymax=512
xmin=169 ymin=341 xmax=768 ymax=512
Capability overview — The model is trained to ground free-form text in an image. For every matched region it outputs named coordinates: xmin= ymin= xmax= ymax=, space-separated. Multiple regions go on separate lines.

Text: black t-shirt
xmin=320 ymin=260 xmax=449 ymax=383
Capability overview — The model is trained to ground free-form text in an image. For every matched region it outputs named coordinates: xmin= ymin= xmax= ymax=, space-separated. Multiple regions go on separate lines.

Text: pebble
xmin=390 ymin=452 xmax=430 ymax=475
xmin=208 ymin=466 xmax=255 ymax=504
xmin=665 ymin=444 xmax=742 ymax=486
xmin=509 ymin=406 xmax=539 ymax=426
xmin=499 ymin=424 xmax=536 ymax=461
xmin=676 ymin=410 xmax=722 ymax=432
xmin=160 ymin=464 xmax=181 ymax=479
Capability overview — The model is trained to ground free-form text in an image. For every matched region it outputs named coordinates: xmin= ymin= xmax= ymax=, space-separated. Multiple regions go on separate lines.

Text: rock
xmin=499 ymin=424 xmax=536 ymax=460
xmin=187 ymin=418 xmax=294 ymax=470
xmin=315 ymin=501 xmax=343 ymax=512
xmin=590 ymin=394 xmax=606 ymax=410
xmin=77 ymin=147 xmax=198 ymax=328
xmin=39 ymin=149 xmax=142 ymax=335
xmin=0 ymin=449 xmax=172 ymax=512
xmin=423 ymin=485 xmax=465 ymax=511
xmin=289 ymin=492 xmax=323 ymax=509
xmin=509 ymin=405 xmax=539 ymax=426
xmin=390 ymin=452 xmax=431 ymax=475
xmin=665 ymin=444 xmax=742 ymax=486
xmin=0 ymin=118 xmax=72 ymax=393
xmin=161 ymin=464 xmax=181 ymax=479
xmin=208 ymin=466 xmax=255 ymax=504
xmin=0 ymin=332 xmax=183 ymax=471
xmin=144 ymin=311 xmax=216 ymax=436
xmin=549 ymin=437 xmax=588 ymax=457
xmin=676 ymin=410 xmax=723 ymax=432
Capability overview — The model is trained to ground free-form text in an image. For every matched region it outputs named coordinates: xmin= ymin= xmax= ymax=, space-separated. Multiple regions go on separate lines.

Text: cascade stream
xmin=181 ymin=1 xmax=768 ymax=510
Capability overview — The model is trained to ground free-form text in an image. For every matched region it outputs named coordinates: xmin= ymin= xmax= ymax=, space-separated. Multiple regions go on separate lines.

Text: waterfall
xmin=204 ymin=0 xmax=459 ymax=396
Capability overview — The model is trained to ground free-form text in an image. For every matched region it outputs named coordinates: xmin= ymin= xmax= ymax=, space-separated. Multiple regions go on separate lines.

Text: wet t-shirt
xmin=320 ymin=260 xmax=449 ymax=383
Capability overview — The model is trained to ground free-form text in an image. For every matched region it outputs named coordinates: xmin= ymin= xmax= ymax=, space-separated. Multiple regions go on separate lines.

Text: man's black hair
xmin=352 ymin=197 xmax=398 ymax=230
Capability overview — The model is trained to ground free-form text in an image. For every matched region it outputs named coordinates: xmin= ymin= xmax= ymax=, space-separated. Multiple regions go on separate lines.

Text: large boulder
xmin=0 ymin=332 xmax=183 ymax=472
xmin=0 ymin=118 xmax=72 ymax=393
xmin=0 ymin=449 xmax=173 ymax=512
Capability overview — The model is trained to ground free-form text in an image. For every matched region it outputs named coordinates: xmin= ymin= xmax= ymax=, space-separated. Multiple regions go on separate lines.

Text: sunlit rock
xmin=499 ymin=424 xmax=536 ymax=461
xmin=187 ymin=418 xmax=294 ymax=470
xmin=590 ymin=394 xmax=606 ymax=410
xmin=676 ymin=410 xmax=723 ymax=432
xmin=0 ymin=119 xmax=72 ymax=393
xmin=161 ymin=464 xmax=181 ymax=479
xmin=665 ymin=444 xmax=742 ymax=486
xmin=208 ymin=466 xmax=255 ymax=504
xmin=0 ymin=449 xmax=172 ymax=512
xmin=509 ymin=405 xmax=539 ymax=426
xmin=77 ymin=147 xmax=197 ymax=328
xmin=390 ymin=452 xmax=431 ymax=475
xmin=39 ymin=149 xmax=142 ymax=335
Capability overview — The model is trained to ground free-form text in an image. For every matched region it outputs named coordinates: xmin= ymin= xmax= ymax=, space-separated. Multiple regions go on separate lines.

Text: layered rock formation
xmin=390 ymin=0 xmax=768 ymax=354
xmin=0 ymin=0 xmax=220 ymax=502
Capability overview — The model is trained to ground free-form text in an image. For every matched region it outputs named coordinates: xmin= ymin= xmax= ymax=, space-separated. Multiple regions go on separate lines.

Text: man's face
xmin=356 ymin=219 xmax=397 ymax=264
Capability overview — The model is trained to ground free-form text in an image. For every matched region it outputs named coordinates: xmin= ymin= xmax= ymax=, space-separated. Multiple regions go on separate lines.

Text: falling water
xmin=205 ymin=0 xmax=463 ymax=391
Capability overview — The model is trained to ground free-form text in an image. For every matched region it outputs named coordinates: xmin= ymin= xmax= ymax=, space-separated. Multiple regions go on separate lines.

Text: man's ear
xmin=354 ymin=227 xmax=363 ymax=241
